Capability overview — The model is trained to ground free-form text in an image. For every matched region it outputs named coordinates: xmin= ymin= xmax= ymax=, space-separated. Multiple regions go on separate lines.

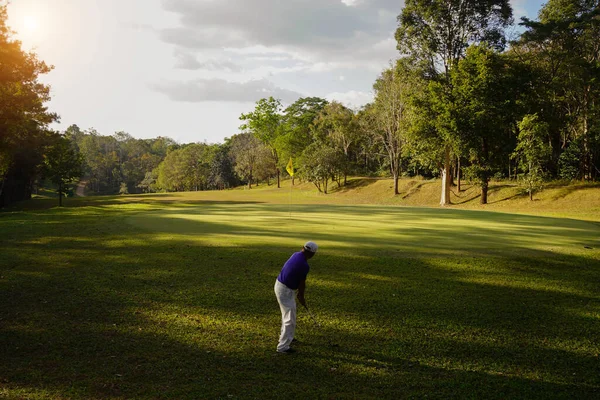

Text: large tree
xmin=370 ymin=59 xmax=423 ymax=195
xmin=396 ymin=0 xmax=513 ymax=205
xmin=449 ymin=45 xmax=529 ymax=203
xmin=0 ymin=5 xmax=58 ymax=207
xmin=516 ymin=0 xmax=600 ymax=180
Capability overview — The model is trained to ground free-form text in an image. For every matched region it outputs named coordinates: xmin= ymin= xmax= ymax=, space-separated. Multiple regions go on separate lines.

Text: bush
xmin=559 ymin=140 xmax=581 ymax=181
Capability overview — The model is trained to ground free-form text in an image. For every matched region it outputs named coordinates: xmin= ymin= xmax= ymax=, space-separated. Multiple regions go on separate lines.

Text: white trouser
xmin=274 ymin=279 xmax=296 ymax=352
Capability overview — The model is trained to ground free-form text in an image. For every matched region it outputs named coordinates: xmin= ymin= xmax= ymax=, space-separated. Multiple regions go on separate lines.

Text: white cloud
xmin=151 ymin=78 xmax=303 ymax=104
xmin=159 ymin=0 xmax=399 ymax=72
xmin=326 ymin=90 xmax=373 ymax=109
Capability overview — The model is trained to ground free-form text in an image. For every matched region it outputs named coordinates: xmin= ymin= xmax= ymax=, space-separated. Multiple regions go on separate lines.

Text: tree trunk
xmin=0 ymin=177 xmax=5 ymax=203
xmin=58 ymin=182 xmax=63 ymax=207
xmin=457 ymin=157 xmax=461 ymax=192
xmin=292 ymin=176 xmax=295 ymax=186
xmin=440 ymin=145 xmax=451 ymax=206
xmin=394 ymin=174 xmax=399 ymax=195
xmin=480 ymin=180 xmax=488 ymax=205
xmin=277 ymin=170 xmax=280 ymax=188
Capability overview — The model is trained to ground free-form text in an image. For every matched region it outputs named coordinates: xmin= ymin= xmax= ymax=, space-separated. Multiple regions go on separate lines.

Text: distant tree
xmin=240 ymin=97 xmax=284 ymax=188
xmin=156 ymin=149 xmax=186 ymax=191
xmin=254 ymin=145 xmax=277 ymax=185
xmin=137 ymin=171 xmax=157 ymax=193
xmin=512 ymin=114 xmax=552 ymax=201
xmin=312 ymin=101 xmax=358 ymax=186
xmin=280 ymin=97 xmax=329 ymax=184
xmin=209 ymin=141 xmax=237 ymax=190
xmin=299 ymin=142 xmax=344 ymax=194
xmin=229 ymin=133 xmax=263 ymax=189
xmin=42 ymin=135 xmax=83 ymax=206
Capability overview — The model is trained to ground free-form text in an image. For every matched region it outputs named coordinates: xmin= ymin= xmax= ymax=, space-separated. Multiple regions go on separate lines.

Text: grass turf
xmin=1 ymin=189 xmax=599 ymax=399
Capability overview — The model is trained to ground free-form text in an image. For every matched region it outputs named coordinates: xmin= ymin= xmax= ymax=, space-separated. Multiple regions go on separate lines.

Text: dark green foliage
xmin=449 ymin=46 xmax=527 ymax=203
xmin=396 ymin=0 xmax=513 ymax=76
xmin=513 ymin=114 xmax=552 ymax=200
xmin=299 ymin=142 xmax=344 ymax=194
xmin=559 ymin=139 xmax=583 ymax=181
xmin=0 ymin=5 xmax=58 ymax=207
xmin=209 ymin=142 xmax=238 ymax=190
xmin=42 ymin=135 xmax=83 ymax=206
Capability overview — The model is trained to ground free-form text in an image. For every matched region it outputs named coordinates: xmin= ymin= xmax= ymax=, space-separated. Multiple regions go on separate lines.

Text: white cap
xmin=303 ymin=241 xmax=318 ymax=253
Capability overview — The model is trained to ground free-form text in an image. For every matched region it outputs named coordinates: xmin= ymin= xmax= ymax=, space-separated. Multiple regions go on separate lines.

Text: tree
xmin=229 ymin=133 xmax=263 ymax=189
xmin=396 ymin=0 xmax=513 ymax=205
xmin=137 ymin=171 xmax=158 ymax=193
xmin=512 ymin=114 xmax=552 ymax=201
xmin=450 ymin=45 xmax=527 ymax=204
xmin=370 ymin=59 xmax=423 ymax=195
xmin=209 ymin=141 xmax=237 ymax=190
xmin=312 ymin=101 xmax=357 ymax=186
xmin=239 ymin=97 xmax=284 ymax=188
xmin=299 ymin=142 xmax=343 ymax=194
xmin=516 ymin=0 xmax=600 ymax=180
xmin=0 ymin=5 xmax=58 ymax=207
xmin=254 ymin=145 xmax=277 ymax=185
xmin=280 ymin=97 xmax=329 ymax=184
xmin=42 ymin=135 xmax=83 ymax=206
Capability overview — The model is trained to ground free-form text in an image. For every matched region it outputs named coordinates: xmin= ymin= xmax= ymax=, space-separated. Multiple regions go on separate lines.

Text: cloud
xmin=153 ymin=0 xmax=404 ymax=105
xmin=174 ymin=50 xmax=243 ymax=72
xmin=151 ymin=78 xmax=303 ymax=104
xmin=326 ymin=90 xmax=374 ymax=109
xmin=159 ymin=0 xmax=400 ymax=69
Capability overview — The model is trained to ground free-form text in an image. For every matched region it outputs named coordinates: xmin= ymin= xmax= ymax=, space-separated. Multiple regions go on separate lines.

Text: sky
xmin=6 ymin=0 xmax=546 ymax=144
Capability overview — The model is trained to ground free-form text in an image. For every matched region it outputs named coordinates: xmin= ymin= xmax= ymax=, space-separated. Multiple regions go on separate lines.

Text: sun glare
xmin=23 ymin=15 xmax=38 ymax=32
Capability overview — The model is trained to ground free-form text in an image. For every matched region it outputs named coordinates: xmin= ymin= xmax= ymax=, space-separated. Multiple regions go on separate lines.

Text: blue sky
xmin=8 ymin=0 xmax=546 ymax=144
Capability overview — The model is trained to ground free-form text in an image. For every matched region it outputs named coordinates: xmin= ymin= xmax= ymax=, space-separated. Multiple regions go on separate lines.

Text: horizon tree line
xmin=1 ymin=0 xmax=598 ymax=207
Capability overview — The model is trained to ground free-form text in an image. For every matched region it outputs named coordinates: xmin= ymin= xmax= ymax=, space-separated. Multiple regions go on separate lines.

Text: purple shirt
xmin=277 ymin=252 xmax=310 ymax=290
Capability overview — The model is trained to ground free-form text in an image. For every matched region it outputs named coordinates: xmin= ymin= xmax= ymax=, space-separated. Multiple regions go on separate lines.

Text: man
xmin=274 ymin=241 xmax=318 ymax=354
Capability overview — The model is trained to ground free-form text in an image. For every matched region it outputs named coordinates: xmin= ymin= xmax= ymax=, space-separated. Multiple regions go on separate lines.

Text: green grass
xmin=1 ymin=184 xmax=600 ymax=399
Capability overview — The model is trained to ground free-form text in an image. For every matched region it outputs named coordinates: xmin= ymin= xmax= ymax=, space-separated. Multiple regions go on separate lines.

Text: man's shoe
xmin=277 ymin=348 xmax=297 ymax=354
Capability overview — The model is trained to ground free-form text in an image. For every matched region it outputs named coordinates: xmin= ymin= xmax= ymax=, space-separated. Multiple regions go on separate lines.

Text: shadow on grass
xmin=546 ymin=182 xmax=600 ymax=201
xmin=1 ymin=204 xmax=599 ymax=398
xmin=328 ymin=178 xmax=381 ymax=194
xmin=0 ymin=194 xmax=265 ymax=213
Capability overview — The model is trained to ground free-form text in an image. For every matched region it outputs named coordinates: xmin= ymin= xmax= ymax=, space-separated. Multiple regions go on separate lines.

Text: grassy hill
xmin=26 ymin=177 xmax=600 ymax=221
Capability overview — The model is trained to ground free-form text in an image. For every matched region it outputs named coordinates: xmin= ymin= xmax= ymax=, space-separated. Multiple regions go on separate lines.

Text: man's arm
xmin=297 ymin=279 xmax=307 ymax=309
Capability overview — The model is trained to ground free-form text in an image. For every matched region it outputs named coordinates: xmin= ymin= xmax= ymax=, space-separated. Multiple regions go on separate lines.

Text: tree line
xmin=1 ymin=0 xmax=598 ymax=207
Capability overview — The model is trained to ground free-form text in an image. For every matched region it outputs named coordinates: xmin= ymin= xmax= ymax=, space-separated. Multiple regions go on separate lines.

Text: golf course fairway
xmin=1 ymin=195 xmax=599 ymax=399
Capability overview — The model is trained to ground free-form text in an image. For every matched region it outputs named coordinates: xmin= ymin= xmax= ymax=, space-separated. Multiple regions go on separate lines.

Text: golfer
xmin=274 ymin=241 xmax=318 ymax=354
